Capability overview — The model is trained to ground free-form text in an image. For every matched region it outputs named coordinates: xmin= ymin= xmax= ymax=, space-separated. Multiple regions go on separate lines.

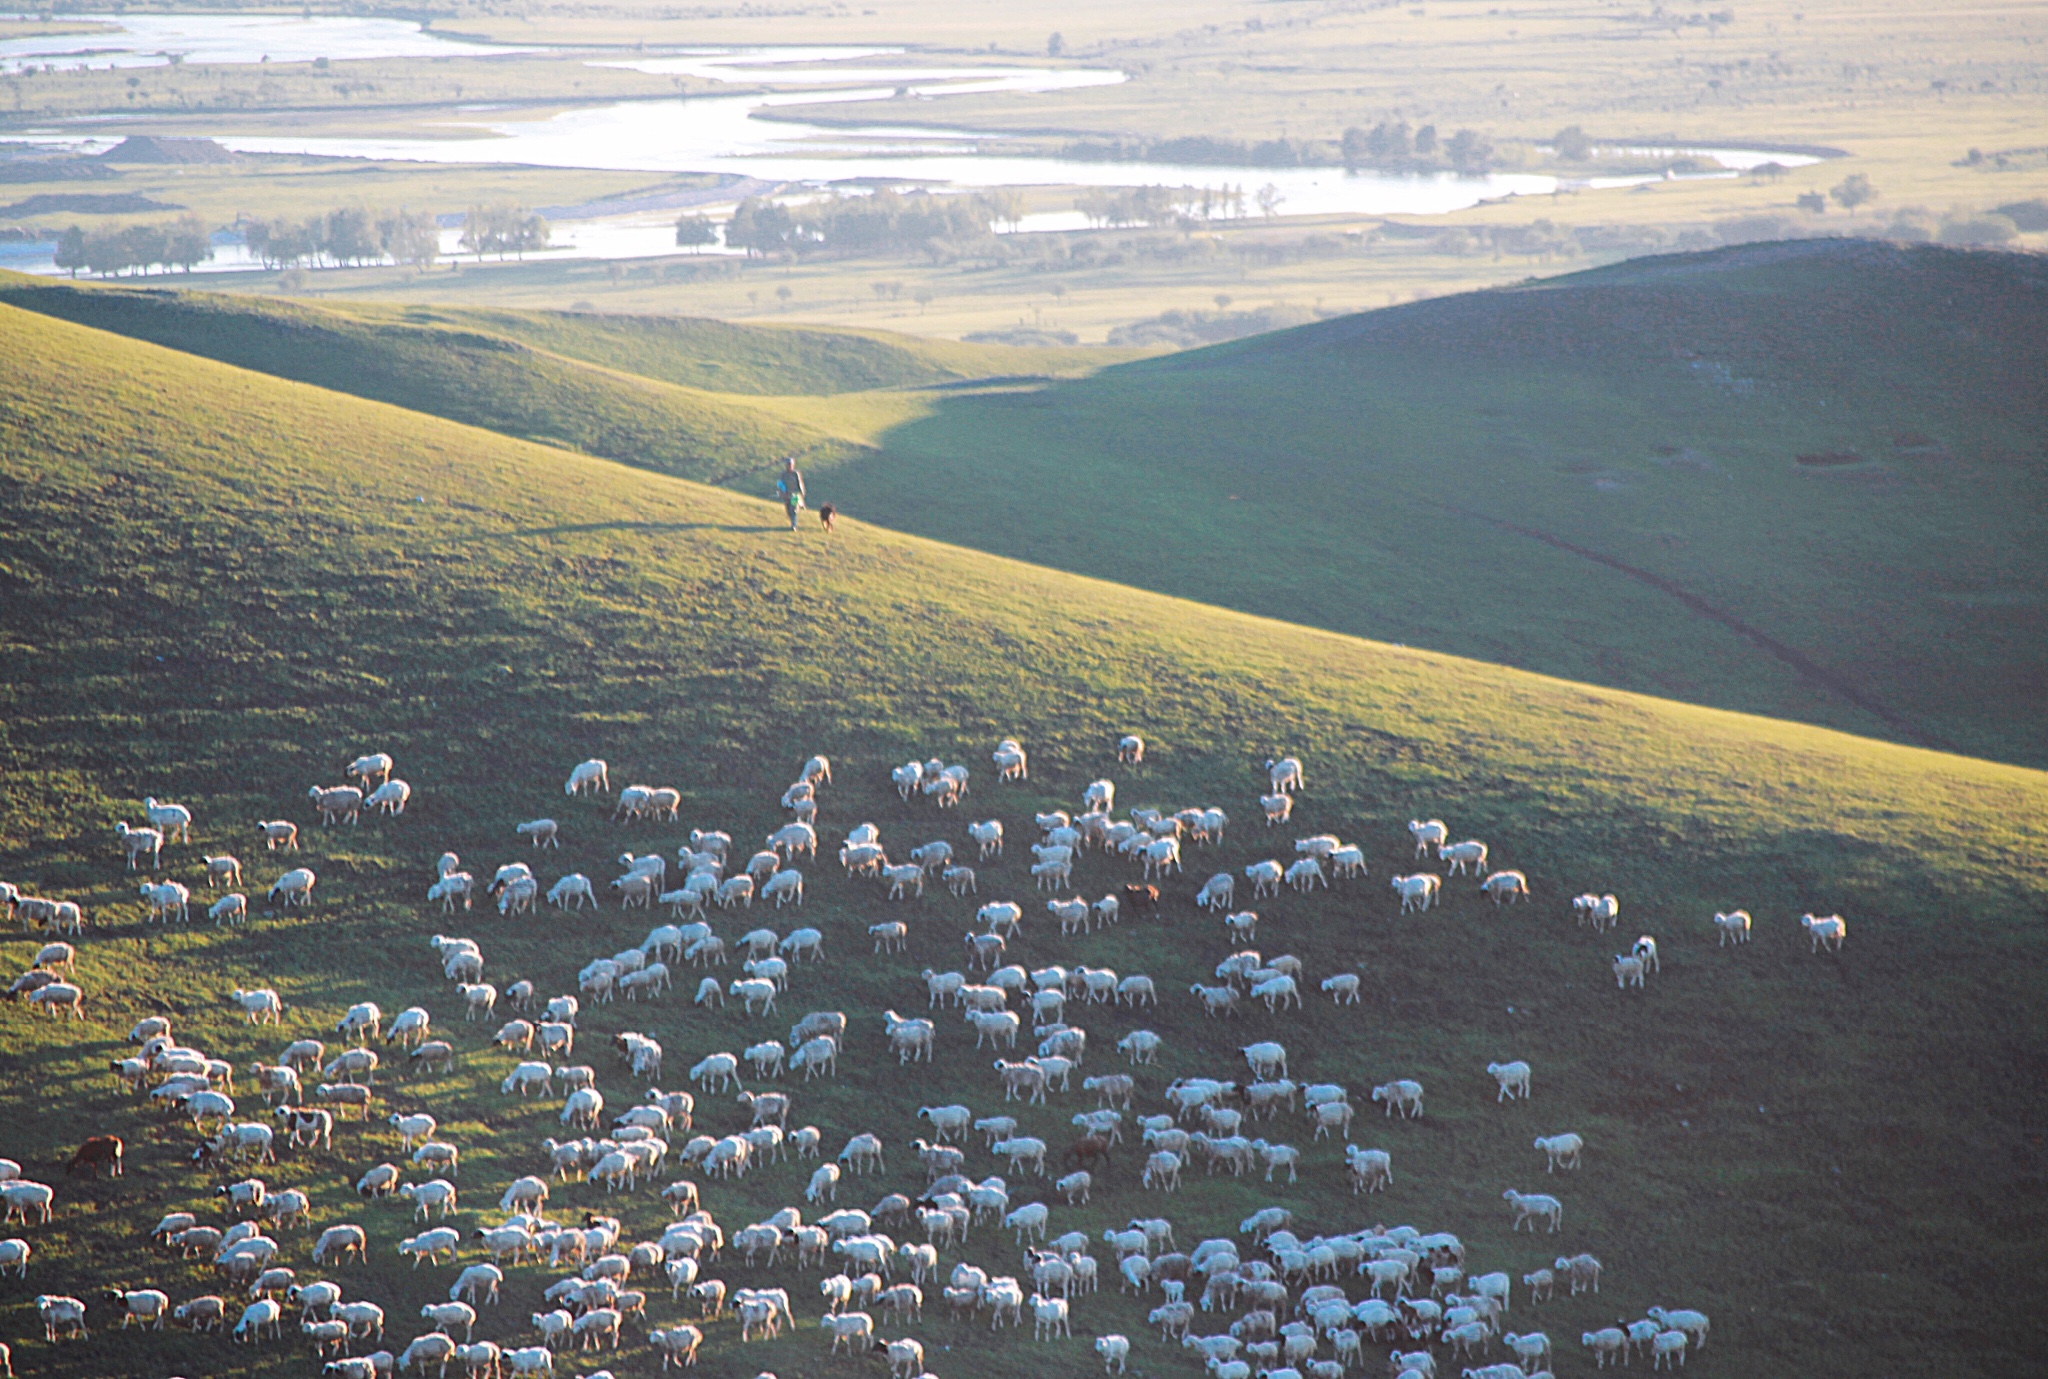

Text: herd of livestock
xmin=0 ymin=731 xmax=1837 ymax=1378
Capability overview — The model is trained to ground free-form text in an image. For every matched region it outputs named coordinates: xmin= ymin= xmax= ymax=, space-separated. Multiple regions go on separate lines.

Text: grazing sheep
xmin=257 ymin=820 xmax=299 ymax=851
xmin=1344 ymin=1145 xmax=1392 ymax=1194
xmin=1556 ymin=1253 xmax=1602 ymax=1295
xmin=1265 ymin=757 xmax=1304 ymax=795
xmin=516 ymin=818 xmax=560 ymax=850
xmin=1319 ymin=973 xmax=1361 ymax=1004
xmin=1117 ymin=735 xmax=1144 ymax=764
xmin=1534 ymin=1133 xmax=1583 ymax=1172
xmin=307 ymin=786 xmax=363 ymax=827
xmin=1482 ymin=870 xmax=1529 ymax=905
xmin=113 ymin=822 xmax=158 ymax=871
xmin=268 ymin=868 xmax=316 ymax=910
xmin=209 ymin=893 xmax=248 ymax=926
xmin=1407 ymin=819 xmax=1448 ymax=856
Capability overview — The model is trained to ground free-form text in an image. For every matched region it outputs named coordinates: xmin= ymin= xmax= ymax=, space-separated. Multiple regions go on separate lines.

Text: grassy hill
xmin=0 ymin=301 xmax=2044 ymax=1379
xmin=14 ymin=243 xmax=2042 ymax=772
xmin=820 ymin=240 xmax=2048 ymax=770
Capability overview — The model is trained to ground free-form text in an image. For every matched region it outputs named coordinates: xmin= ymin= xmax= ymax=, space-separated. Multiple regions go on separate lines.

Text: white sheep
xmin=1632 ymin=934 xmax=1660 ymax=972
xmin=1712 ymin=909 xmax=1752 ymax=946
xmin=232 ymin=989 xmax=283 ymax=1025
xmin=208 ymin=893 xmax=248 ymax=926
xmin=137 ymin=796 xmax=192 ymax=844
xmin=1573 ymin=893 xmax=1620 ymax=931
xmin=1440 ymin=839 xmax=1487 ymax=875
xmin=1534 ymin=1132 xmax=1583 ymax=1172
xmin=546 ymin=874 xmax=594 ymax=909
xmin=256 ymin=820 xmax=299 ymax=852
xmin=1265 ymin=756 xmax=1304 ymax=794
xmin=516 ymin=818 xmax=560 ymax=849
xmin=307 ymin=785 xmax=363 ymax=827
xmin=116 ymin=821 xmax=164 ymax=870
xmin=1802 ymin=913 xmax=1847 ymax=953
xmin=365 ymin=780 xmax=411 ymax=815
xmin=1391 ymin=874 xmax=1439 ymax=913
xmin=1408 ymin=819 xmax=1448 ymax=856
xmin=1503 ymin=1189 xmax=1563 ymax=1232
xmin=426 ymin=873 xmax=473 ymax=913
xmin=1320 ymin=973 xmax=1361 ymax=1004
xmin=268 ymin=868 xmax=316 ymax=909
xmin=565 ymin=759 xmax=609 ymax=796
xmin=1487 ymin=1060 xmax=1532 ymax=1102
xmin=1611 ymin=953 xmax=1646 ymax=989
xmin=1481 ymin=869 xmax=1529 ymax=904
xmin=203 ymin=854 xmax=242 ymax=888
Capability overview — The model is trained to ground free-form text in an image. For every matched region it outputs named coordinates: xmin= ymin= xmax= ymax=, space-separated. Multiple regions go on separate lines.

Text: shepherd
xmin=775 ymin=455 xmax=806 ymax=531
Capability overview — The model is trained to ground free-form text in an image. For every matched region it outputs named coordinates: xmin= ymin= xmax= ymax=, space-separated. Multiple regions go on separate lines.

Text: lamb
xmin=1802 ymin=913 xmax=1847 ymax=953
xmin=1612 ymin=954 xmax=1646 ymax=989
xmin=516 ymin=818 xmax=560 ymax=849
xmin=1503 ymin=1189 xmax=1563 ymax=1232
xmin=1488 ymin=1060 xmax=1532 ymax=1102
xmin=1391 ymin=874 xmax=1439 ymax=913
xmin=256 ymin=820 xmax=299 ymax=851
xmin=1533 ymin=1133 xmax=1583 ymax=1171
xmin=209 ymin=893 xmax=248 ymax=925
xmin=1482 ymin=870 xmax=1529 ymax=905
xmin=1712 ymin=909 xmax=1752 ymax=946
xmin=1555 ymin=1253 xmax=1602 ymax=1295
xmin=307 ymin=786 xmax=363 ymax=827
xmin=1651 ymin=1329 xmax=1689 ymax=1370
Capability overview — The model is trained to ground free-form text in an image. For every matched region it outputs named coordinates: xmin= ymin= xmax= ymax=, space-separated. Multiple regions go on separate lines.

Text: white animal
xmin=565 ymin=760 xmax=609 ymax=795
xmin=1503 ymin=1189 xmax=1563 ymax=1232
xmin=1488 ymin=1060 xmax=1532 ymax=1101
xmin=1802 ymin=913 xmax=1847 ymax=953
xmin=366 ymin=780 xmax=411 ymax=815
xmin=1535 ymin=1132 xmax=1583 ymax=1171
xmin=1712 ymin=909 xmax=1752 ymax=946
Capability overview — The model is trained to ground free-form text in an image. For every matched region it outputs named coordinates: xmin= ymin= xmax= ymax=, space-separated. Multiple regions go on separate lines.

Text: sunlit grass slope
xmin=0 ymin=302 xmax=2043 ymax=1379
xmin=824 ymin=240 xmax=2048 ymax=769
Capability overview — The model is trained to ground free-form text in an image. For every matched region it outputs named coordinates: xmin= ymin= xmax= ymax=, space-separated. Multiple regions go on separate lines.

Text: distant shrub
xmin=1992 ymin=199 xmax=2048 ymax=231
xmin=1715 ymin=214 xmax=1800 ymax=245
xmin=1938 ymin=213 xmax=2018 ymax=246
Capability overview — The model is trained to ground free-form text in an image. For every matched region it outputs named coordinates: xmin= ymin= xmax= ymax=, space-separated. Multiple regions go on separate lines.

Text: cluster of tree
xmin=244 ymin=206 xmax=439 ymax=269
xmin=1074 ymin=184 xmax=1253 ymax=229
xmin=723 ymin=190 xmax=1007 ymax=259
xmin=1339 ymin=122 xmax=1494 ymax=173
xmin=52 ymin=215 xmax=212 ymax=277
xmin=458 ymin=203 xmax=550 ymax=260
xmin=1106 ymin=302 xmax=1323 ymax=348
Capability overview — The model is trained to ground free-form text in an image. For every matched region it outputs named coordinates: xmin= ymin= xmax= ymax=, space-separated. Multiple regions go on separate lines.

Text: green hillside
xmin=823 ymin=240 xmax=2048 ymax=769
xmin=0 ymin=302 xmax=2044 ymax=1379
xmin=0 ymin=278 xmax=871 ymax=488
xmin=314 ymin=304 xmax=1124 ymax=397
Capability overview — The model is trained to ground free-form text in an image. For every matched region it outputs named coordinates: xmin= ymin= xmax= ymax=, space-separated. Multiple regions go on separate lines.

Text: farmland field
xmin=0 ymin=299 xmax=2045 ymax=1379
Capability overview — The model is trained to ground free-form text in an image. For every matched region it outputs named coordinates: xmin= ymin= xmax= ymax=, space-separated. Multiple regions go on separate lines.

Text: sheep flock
xmin=0 ymin=734 xmax=1855 ymax=1379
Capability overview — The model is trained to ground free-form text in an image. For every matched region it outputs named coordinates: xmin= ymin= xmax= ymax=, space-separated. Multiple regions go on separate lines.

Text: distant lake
xmin=0 ymin=12 xmax=528 ymax=73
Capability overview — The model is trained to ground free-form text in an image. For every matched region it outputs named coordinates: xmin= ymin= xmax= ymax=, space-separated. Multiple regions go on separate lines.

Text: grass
xmin=0 ymin=298 xmax=2045 ymax=1379
xmin=815 ymin=239 xmax=2048 ymax=770
xmin=24 ymin=240 xmax=2044 ymax=773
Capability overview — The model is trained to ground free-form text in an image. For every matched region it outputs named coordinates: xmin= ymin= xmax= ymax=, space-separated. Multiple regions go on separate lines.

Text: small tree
xmin=675 ymin=215 xmax=717 ymax=251
xmin=54 ymin=225 xmax=85 ymax=278
xmin=1796 ymin=190 xmax=1827 ymax=214
xmin=378 ymin=207 xmax=439 ymax=266
xmin=1256 ymin=183 xmax=1284 ymax=219
xmin=913 ymin=287 xmax=934 ymax=312
xmin=1552 ymin=125 xmax=1593 ymax=161
xmin=775 ymin=284 xmax=793 ymax=307
xmin=1830 ymin=173 xmax=1875 ymax=211
xmin=1047 ymin=32 xmax=1063 ymax=57
xmin=1214 ymin=293 xmax=1233 ymax=310
xmin=1413 ymin=124 xmax=1438 ymax=156
xmin=165 ymin=214 xmax=213 ymax=272
xmin=1446 ymin=128 xmax=1494 ymax=172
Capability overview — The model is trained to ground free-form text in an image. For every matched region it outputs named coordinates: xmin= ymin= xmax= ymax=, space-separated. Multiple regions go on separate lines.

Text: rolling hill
xmin=13 ymin=242 xmax=2041 ymax=775
xmin=0 ymin=299 xmax=2044 ymax=1379
xmin=822 ymin=240 xmax=2048 ymax=770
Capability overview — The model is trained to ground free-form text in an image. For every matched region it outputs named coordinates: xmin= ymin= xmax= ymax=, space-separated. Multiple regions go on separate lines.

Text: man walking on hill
xmin=775 ymin=456 xmax=806 ymax=531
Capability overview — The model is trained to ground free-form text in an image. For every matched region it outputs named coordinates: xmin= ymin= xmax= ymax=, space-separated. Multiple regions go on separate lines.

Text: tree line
xmin=714 ymin=189 xmax=1018 ymax=259
xmin=243 ymin=205 xmax=440 ymax=269
xmin=53 ymin=216 xmax=213 ymax=277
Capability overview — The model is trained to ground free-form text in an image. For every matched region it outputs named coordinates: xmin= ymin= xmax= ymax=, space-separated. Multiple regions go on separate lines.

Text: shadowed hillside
xmin=0 ymin=302 xmax=2044 ymax=1378
xmin=825 ymin=240 xmax=2048 ymax=768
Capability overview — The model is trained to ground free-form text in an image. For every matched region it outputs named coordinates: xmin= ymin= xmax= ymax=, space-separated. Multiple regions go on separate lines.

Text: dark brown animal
xmin=1064 ymin=1135 xmax=1113 ymax=1171
xmin=66 ymin=1135 xmax=124 ymax=1178
xmin=1122 ymin=884 xmax=1159 ymax=910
